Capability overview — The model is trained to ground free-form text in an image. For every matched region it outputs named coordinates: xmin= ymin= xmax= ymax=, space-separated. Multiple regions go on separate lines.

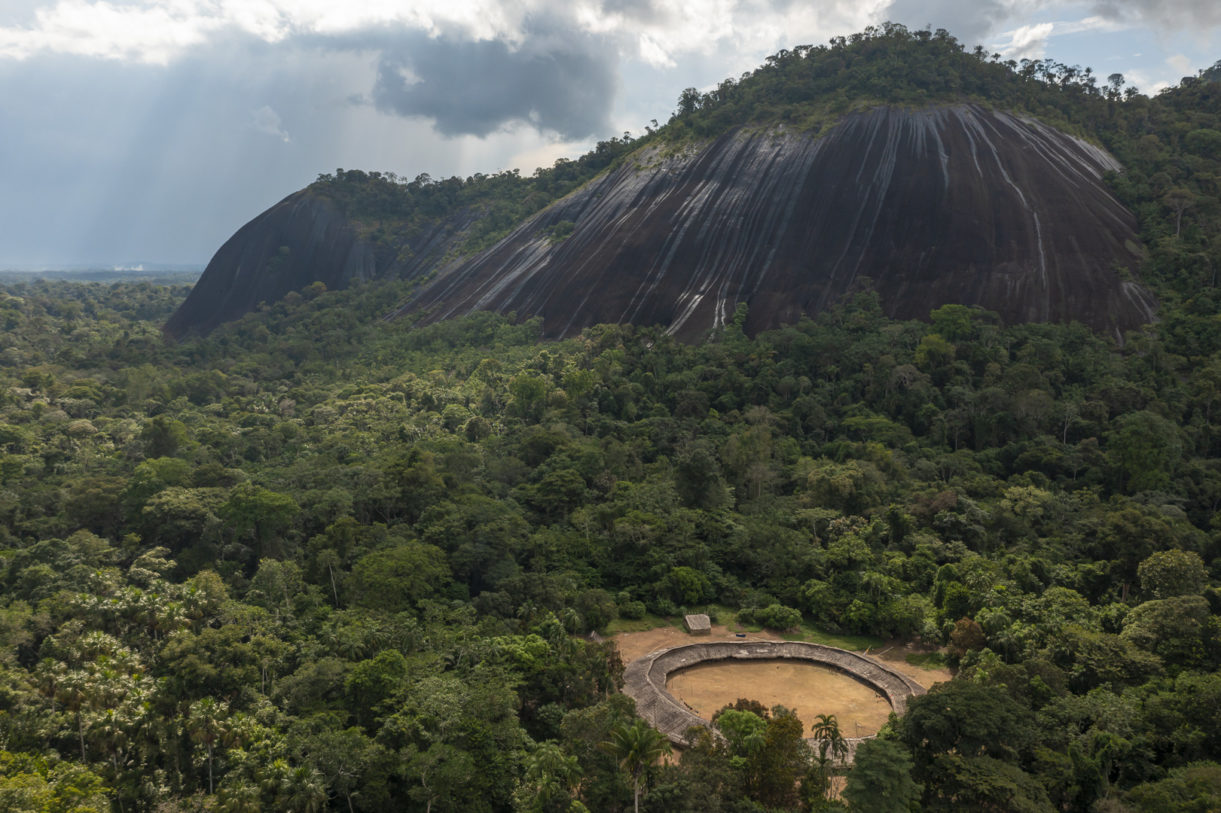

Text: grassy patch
xmin=604 ymin=607 xmax=882 ymax=652
xmin=604 ymin=614 xmax=679 ymax=635
xmin=905 ymin=651 xmax=949 ymax=669
xmin=792 ymin=625 xmax=882 ymax=651
xmin=714 ymin=607 xmax=761 ymax=633
xmin=700 ymin=604 xmax=738 ymax=626
xmin=717 ymin=609 xmax=881 ymax=651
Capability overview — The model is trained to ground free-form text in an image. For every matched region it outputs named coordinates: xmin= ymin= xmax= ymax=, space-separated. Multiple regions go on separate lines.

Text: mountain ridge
xmin=165 ymin=25 xmax=1165 ymax=341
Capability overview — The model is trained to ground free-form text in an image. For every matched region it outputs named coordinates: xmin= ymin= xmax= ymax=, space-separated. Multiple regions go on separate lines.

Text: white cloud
xmin=1166 ymin=52 xmax=1193 ymax=77
xmin=1000 ymin=21 xmax=1055 ymax=59
xmin=251 ymin=105 xmax=291 ymax=142
xmin=635 ymin=32 xmax=674 ymax=68
xmin=606 ymin=0 xmax=884 ymax=67
xmin=0 ymin=0 xmax=884 ymax=67
xmin=1091 ymin=0 xmax=1221 ymax=31
xmin=1045 ymin=14 xmax=1132 ymax=39
xmin=0 ymin=0 xmax=508 ymax=63
xmin=992 ymin=14 xmax=1133 ymax=60
xmin=506 ymin=137 xmax=594 ymax=174
xmin=1122 ymin=67 xmax=1170 ymax=93
xmin=0 ymin=0 xmax=225 ymax=63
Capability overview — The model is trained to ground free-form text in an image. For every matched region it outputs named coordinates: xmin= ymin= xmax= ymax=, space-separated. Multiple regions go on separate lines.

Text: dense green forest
xmin=4 ymin=23 xmax=1221 ymax=813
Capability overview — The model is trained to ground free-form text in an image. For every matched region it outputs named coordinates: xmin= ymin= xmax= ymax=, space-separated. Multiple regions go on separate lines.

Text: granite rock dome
xmin=168 ymin=104 xmax=1154 ymax=341
xmin=402 ymin=105 xmax=1153 ymax=341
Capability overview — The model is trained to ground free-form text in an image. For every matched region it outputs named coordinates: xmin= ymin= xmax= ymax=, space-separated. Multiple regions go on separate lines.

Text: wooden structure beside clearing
xmin=683 ymin=614 xmax=711 ymax=635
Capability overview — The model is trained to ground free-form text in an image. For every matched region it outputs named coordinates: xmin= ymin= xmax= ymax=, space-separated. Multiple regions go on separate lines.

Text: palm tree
xmin=187 ymin=697 xmax=229 ymax=794
xmin=216 ymin=781 xmax=261 ymax=813
xmin=602 ymin=719 xmax=670 ymax=813
xmin=810 ymin=713 xmax=848 ymax=800
xmin=514 ymin=741 xmax=584 ymax=812
xmin=811 ymin=714 xmax=847 ymax=762
xmin=261 ymin=759 xmax=327 ymax=813
xmin=282 ymin=764 xmax=328 ymax=813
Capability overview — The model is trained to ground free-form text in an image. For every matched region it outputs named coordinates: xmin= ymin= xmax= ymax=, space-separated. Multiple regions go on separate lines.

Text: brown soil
xmin=666 ymin=659 xmax=893 ymax=738
xmin=866 ymin=640 xmax=954 ymax=687
xmin=612 ymin=624 xmax=783 ymax=665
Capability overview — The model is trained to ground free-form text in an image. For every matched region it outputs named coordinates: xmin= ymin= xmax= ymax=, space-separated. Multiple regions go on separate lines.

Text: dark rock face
xmin=165 ymin=191 xmax=368 ymax=338
xmin=164 ymin=189 xmax=477 ymax=338
xmin=403 ymin=104 xmax=1153 ymax=340
xmin=171 ymin=104 xmax=1154 ymax=340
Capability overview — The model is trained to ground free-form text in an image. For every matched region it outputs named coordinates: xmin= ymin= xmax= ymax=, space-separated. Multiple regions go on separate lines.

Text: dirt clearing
xmin=666 ymin=659 xmax=894 ymax=737
xmin=611 ymin=623 xmax=783 ymax=664
xmin=611 ymin=623 xmax=952 ymax=737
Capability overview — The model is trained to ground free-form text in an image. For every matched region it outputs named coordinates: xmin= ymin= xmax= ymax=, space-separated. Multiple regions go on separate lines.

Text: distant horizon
xmin=0 ymin=261 xmax=202 ymax=270
xmin=0 ymin=265 xmax=202 ymax=280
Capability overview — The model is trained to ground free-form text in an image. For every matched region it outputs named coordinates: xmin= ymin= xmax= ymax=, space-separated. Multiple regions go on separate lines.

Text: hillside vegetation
xmin=1 ymin=24 xmax=1221 ymax=812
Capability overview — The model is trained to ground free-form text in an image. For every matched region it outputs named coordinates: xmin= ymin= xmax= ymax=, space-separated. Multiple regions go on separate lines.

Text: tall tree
xmin=810 ymin=713 xmax=848 ymax=801
xmin=843 ymin=738 xmax=921 ymax=812
xmin=602 ymin=719 xmax=670 ymax=813
xmin=186 ymin=697 xmax=229 ymax=794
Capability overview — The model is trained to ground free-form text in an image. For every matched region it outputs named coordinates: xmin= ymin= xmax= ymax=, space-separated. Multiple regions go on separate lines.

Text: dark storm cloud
xmin=369 ymin=24 xmax=618 ymax=140
xmin=600 ymin=0 xmax=666 ymax=24
xmin=1091 ymin=0 xmax=1221 ymax=29
xmin=881 ymin=0 xmax=1221 ymax=45
xmin=0 ymin=35 xmax=473 ymax=267
xmin=880 ymin=0 xmax=1012 ymax=45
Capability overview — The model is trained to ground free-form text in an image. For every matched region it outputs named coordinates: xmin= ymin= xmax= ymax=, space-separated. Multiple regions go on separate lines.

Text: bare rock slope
xmin=403 ymin=104 xmax=1153 ymax=340
xmin=168 ymin=104 xmax=1155 ymax=340
xmin=166 ymin=192 xmax=365 ymax=338
xmin=164 ymin=188 xmax=476 ymax=338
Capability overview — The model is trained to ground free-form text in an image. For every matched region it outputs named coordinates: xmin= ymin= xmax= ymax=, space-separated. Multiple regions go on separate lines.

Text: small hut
xmin=683 ymin=614 xmax=711 ymax=635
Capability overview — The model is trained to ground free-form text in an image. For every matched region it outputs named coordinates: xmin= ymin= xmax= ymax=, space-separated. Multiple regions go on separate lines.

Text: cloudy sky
xmin=1 ymin=0 xmax=1218 ymax=269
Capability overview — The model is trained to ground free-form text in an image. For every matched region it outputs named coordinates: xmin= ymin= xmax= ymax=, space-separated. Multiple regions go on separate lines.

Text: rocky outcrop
xmin=164 ymin=189 xmax=477 ymax=338
xmin=402 ymin=105 xmax=1153 ymax=340
xmin=165 ymin=191 xmax=364 ymax=338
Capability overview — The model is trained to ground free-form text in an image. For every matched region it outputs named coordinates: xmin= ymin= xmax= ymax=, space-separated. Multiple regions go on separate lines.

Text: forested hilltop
xmin=1 ymin=24 xmax=1221 ymax=813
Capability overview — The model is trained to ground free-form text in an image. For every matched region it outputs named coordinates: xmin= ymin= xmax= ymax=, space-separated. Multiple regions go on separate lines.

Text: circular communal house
xmin=622 ymin=640 xmax=926 ymax=763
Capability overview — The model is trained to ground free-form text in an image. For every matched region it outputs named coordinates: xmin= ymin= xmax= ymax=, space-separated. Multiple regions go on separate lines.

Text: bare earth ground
xmin=667 ymin=660 xmax=893 ymax=737
xmin=611 ymin=624 xmax=953 ymax=737
xmin=613 ymin=623 xmax=782 ymax=664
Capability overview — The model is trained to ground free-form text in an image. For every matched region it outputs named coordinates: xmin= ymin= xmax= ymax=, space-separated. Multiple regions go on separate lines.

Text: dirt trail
xmin=866 ymin=640 xmax=953 ymax=687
